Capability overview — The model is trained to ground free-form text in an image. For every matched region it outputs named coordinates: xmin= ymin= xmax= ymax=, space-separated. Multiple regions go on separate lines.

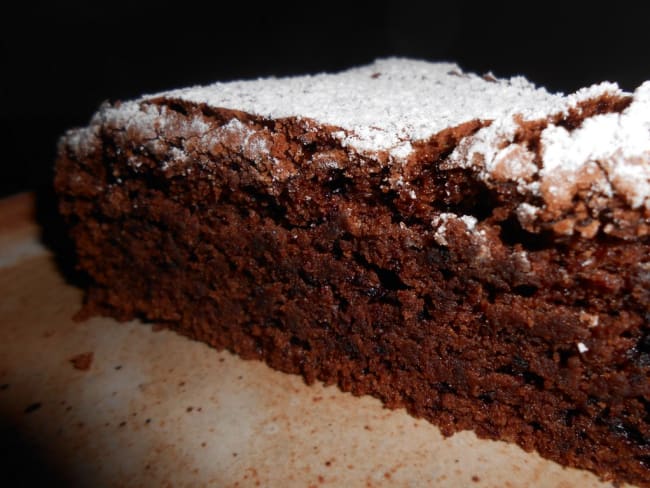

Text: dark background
xmin=2 ymin=0 xmax=650 ymax=199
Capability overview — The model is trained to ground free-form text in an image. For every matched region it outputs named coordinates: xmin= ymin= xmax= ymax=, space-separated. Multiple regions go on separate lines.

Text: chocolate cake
xmin=54 ymin=59 xmax=650 ymax=486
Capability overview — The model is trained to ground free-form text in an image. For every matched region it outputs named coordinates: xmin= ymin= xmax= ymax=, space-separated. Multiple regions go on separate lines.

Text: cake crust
xmin=56 ymin=59 xmax=650 ymax=487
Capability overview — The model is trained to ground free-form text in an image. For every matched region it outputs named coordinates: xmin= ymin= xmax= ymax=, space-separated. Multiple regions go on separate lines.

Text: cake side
xmin=55 ymin=62 xmax=650 ymax=487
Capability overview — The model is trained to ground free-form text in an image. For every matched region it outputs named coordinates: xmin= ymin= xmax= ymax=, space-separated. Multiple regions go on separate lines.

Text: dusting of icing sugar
xmin=102 ymin=101 xmax=163 ymax=142
xmin=60 ymin=115 xmax=105 ymax=161
xmin=390 ymin=141 xmax=414 ymax=160
xmin=540 ymin=81 xmax=650 ymax=209
xmin=489 ymin=144 xmax=538 ymax=189
xmin=98 ymin=101 xmax=273 ymax=169
xmin=516 ymin=202 xmax=540 ymax=221
xmin=211 ymin=118 xmax=270 ymax=163
xmin=447 ymin=76 xmax=650 ymax=216
xmin=82 ymin=58 xmax=650 ymax=214
xmin=432 ymin=213 xmax=479 ymax=246
xmin=565 ymin=81 xmax=622 ymax=108
xmin=431 ymin=213 xmax=453 ymax=246
xmin=150 ymin=58 xmax=563 ymax=160
xmin=161 ymin=147 xmax=188 ymax=170
xmin=431 ymin=213 xmax=495 ymax=262
xmin=459 ymin=215 xmax=478 ymax=230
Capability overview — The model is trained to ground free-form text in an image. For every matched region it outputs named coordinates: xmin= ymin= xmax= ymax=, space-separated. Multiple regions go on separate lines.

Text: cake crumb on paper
xmin=69 ymin=352 xmax=94 ymax=371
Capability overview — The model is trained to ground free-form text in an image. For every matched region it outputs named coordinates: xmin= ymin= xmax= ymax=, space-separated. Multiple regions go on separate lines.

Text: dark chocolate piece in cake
xmin=55 ymin=59 xmax=650 ymax=486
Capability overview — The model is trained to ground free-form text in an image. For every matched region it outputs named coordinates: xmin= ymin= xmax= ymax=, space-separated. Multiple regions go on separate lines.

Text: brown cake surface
xmin=55 ymin=59 xmax=650 ymax=486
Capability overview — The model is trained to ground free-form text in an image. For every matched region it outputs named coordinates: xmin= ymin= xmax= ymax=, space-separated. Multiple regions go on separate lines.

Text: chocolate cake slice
xmin=55 ymin=59 xmax=650 ymax=486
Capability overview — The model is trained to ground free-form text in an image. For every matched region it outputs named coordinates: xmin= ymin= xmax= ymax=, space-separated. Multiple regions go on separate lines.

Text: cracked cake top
xmin=64 ymin=58 xmax=650 ymax=235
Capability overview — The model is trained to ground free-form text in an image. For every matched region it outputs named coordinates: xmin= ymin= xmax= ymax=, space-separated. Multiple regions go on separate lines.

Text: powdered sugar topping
xmin=541 ymin=82 xmax=650 ymax=210
xmin=448 ymin=78 xmax=650 ymax=217
xmin=81 ymin=58 xmax=650 ymax=219
xmin=153 ymin=58 xmax=563 ymax=159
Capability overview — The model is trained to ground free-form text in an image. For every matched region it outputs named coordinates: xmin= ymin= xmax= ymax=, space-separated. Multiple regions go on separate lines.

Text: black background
xmin=2 ymin=0 xmax=650 ymax=198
